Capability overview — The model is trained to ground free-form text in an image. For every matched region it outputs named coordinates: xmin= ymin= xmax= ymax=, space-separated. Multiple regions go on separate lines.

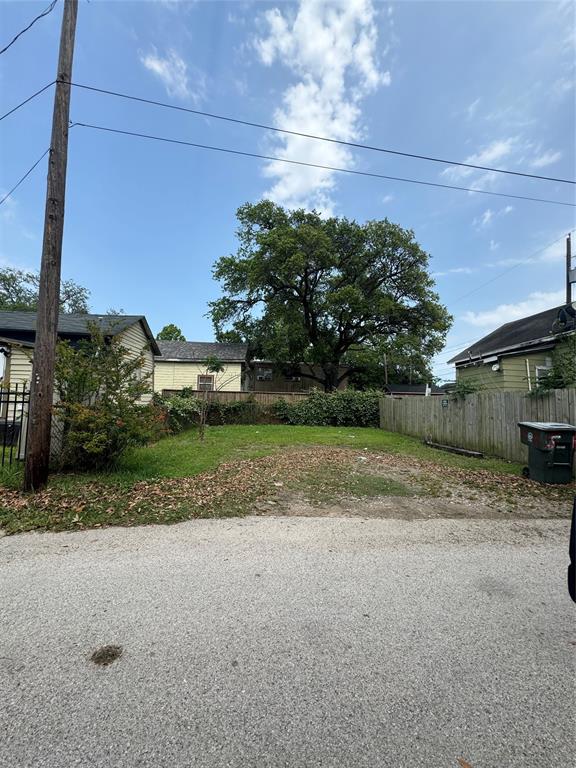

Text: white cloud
xmin=531 ymin=149 xmax=562 ymax=168
xmin=474 ymin=209 xmax=494 ymax=229
xmin=432 ymin=267 xmax=475 ymax=278
xmin=443 ymin=137 xmax=518 ymax=184
xmin=140 ymin=48 xmax=204 ymax=103
xmin=254 ymin=0 xmax=389 ymax=213
xmin=491 ymin=231 xmax=570 ymax=267
xmin=462 ymin=290 xmax=565 ymax=329
xmin=489 ymin=240 xmax=499 ymax=251
xmin=466 ymin=98 xmax=480 ymax=119
xmin=382 ymin=194 xmax=394 ymax=204
xmin=473 ymin=205 xmax=513 ymax=230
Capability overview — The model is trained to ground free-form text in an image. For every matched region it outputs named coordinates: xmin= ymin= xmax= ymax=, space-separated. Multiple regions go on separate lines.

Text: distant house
xmin=383 ymin=383 xmax=446 ymax=397
xmin=447 ymin=305 xmax=575 ymax=392
xmin=154 ymin=341 xmax=248 ymax=393
xmin=154 ymin=342 xmax=351 ymax=394
xmin=0 ymin=311 xmax=159 ymax=403
xmin=247 ymin=360 xmax=350 ymax=393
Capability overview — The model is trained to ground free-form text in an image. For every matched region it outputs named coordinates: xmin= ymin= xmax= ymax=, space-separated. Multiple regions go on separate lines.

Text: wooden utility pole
xmin=567 ymin=233 xmax=573 ymax=306
xmin=24 ymin=0 xmax=78 ymax=491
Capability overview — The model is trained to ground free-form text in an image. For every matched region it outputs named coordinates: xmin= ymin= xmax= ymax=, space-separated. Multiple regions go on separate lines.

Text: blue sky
xmin=1 ymin=0 xmax=574 ymax=381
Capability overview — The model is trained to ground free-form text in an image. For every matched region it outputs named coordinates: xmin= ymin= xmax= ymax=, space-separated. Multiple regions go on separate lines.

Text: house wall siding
xmin=455 ymin=351 xmax=554 ymax=392
xmin=117 ymin=322 xmax=155 ymax=403
xmin=154 ymin=361 xmax=243 ymax=393
xmin=5 ymin=346 xmax=33 ymax=386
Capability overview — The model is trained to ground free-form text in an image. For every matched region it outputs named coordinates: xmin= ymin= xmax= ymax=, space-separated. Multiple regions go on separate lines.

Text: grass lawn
xmin=63 ymin=424 xmax=525 ymax=485
xmin=2 ymin=424 xmax=567 ymax=535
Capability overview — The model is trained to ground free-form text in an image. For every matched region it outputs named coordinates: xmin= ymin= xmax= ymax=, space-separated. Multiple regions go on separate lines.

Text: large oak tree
xmin=210 ymin=201 xmax=451 ymax=391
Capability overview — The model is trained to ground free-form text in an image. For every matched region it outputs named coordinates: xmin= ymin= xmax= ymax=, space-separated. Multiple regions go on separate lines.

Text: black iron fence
xmin=0 ymin=384 xmax=29 ymax=466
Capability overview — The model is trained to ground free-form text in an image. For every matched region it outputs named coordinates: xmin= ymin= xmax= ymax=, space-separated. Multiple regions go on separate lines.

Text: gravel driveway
xmin=1 ymin=517 xmax=574 ymax=768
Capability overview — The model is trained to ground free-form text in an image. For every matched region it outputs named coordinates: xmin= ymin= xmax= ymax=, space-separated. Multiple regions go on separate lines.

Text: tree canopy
xmin=210 ymin=201 xmax=451 ymax=391
xmin=156 ymin=323 xmax=186 ymax=341
xmin=0 ymin=267 xmax=89 ymax=314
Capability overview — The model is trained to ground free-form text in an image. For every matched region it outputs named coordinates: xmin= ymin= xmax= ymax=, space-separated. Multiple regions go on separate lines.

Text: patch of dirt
xmin=90 ymin=645 xmax=122 ymax=666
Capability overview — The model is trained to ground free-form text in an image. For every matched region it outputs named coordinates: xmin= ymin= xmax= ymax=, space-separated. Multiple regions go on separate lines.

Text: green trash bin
xmin=518 ymin=422 xmax=576 ymax=484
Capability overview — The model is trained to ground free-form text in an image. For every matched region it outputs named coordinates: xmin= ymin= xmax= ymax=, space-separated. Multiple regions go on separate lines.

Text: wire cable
xmin=0 ymin=148 xmax=50 ymax=207
xmin=0 ymin=81 xmax=55 ymax=122
xmin=0 ymin=0 xmax=58 ymax=56
xmin=72 ymin=121 xmax=576 ymax=208
xmin=63 ymin=80 xmax=576 ymax=185
xmin=449 ymin=229 xmax=576 ymax=307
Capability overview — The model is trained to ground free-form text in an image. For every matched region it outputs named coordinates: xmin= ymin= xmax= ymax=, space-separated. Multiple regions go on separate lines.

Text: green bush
xmin=54 ymin=328 xmax=161 ymax=470
xmin=273 ymin=390 xmax=381 ymax=427
xmin=155 ymin=389 xmax=382 ymax=431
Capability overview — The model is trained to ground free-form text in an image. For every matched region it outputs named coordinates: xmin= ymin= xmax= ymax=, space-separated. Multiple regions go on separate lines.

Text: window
xmin=284 ymin=375 xmax=301 ymax=382
xmin=535 ymin=365 xmax=552 ymax=383
xmin=197 ymin=374 xmax=214 ymax=391
xmin=256 ymin=368 xmax=273 ymax=381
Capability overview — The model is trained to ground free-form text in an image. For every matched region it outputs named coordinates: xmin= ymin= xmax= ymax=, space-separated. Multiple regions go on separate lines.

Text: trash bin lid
xmin=518 ymin=421 xmax=576 ymax=431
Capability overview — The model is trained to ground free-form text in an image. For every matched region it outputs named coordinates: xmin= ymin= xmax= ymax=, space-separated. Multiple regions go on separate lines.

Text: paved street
xmin=1 ymin=517 xmax=574 ymax=768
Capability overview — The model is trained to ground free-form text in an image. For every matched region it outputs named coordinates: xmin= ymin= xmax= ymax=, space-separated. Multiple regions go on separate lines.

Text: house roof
xmin=156 ymin=340 xmax=249 ymax=362
xmin=447 ymin=305 xmax=574 ymax=365
xmin=0 ymin=311 xmax=160 ymax=354
xmin=384 ymin=383 xmax=445 ymax=395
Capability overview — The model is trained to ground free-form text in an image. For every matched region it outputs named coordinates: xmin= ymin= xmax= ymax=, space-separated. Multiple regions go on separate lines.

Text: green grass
xmin=0 ymin=424 xmax=524 ymax=492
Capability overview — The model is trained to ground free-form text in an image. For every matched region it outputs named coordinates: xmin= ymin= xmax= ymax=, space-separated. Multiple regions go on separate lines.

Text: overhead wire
xmin=0 ymin=148 xmax=50 ymax=207
xmin=0 ymin=81 xmax=55 ymax=122
xmin=0 ymin=0 xmax=58 ymax=56
xmin=62 ymin=80 xmax=576 ymax=185
xmin=71 ymin=121 xmax=576 ymax=208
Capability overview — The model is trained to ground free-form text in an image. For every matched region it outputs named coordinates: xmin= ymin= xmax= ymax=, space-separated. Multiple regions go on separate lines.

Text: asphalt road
xmin=1 ymin=517 xmax=574 ymax=768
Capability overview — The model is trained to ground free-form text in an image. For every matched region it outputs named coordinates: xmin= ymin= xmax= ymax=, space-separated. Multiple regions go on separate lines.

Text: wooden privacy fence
xmin=161 ymin=390 xmax=311 ymax=406
xmin=379 ymin=389 xmax=576 ymax=464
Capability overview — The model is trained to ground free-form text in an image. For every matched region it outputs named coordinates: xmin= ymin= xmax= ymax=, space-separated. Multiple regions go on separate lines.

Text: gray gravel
xmin=1 ymin=517 xmax=574 ymax=768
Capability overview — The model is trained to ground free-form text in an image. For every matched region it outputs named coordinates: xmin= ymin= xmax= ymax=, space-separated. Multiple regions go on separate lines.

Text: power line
xmin=72 ymin=121 xmax=576 ymax=208
xmin=63 ymin=80 xmax=576 ymax=186
xmin=0 ymin=0 xmax=58 ymax=56
xmin=0 ymin=81 xmax=55 ymax=122
xmin=449 ymin=229 xmax=576 ymax=306
xmin=0 ymin=148 xmax=50 ymax=207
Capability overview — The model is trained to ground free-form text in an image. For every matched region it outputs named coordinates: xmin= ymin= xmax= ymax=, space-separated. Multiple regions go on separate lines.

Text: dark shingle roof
xmin=156 ymin=341 xmax=248 ymax=362
xmin=0 ymin=311 xmax=160 ymax=354
xmin=447 ymin=305 xmax=574 ymax=364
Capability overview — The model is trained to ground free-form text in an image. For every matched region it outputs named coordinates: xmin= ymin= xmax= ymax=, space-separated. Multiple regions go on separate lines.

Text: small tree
xmin=53 ymin=326 xmax=156 ymax=469
xmin=196 ymin=355 xmax=226 ymax=441
xmin=533 ymin=335 xmax=576 ymax=392
xmin=157 ymin=323 xmax=186 ymax=341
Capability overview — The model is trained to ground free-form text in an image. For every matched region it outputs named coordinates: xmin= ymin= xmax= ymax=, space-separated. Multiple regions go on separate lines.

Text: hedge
xmin=154 ymin=389 xmax=382 ymax=432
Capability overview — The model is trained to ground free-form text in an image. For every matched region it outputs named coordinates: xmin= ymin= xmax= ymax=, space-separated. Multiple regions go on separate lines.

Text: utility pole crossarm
xmin=24 ymin=0 xmax=78 ymax=491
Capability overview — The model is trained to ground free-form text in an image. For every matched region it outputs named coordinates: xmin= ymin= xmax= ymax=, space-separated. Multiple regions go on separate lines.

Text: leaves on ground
xmin=0 ymin=446 xmax=573 ymax=534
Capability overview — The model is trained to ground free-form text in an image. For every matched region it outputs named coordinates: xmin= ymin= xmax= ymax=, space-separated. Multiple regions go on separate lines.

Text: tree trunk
xmin=322 ymin=363 xmax=339 ymax=392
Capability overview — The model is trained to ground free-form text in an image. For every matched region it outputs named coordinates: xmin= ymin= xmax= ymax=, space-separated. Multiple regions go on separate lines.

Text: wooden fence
xmin=379 ymin=389 xmax=576 ymax=463
xmin=161 ymin=389 xmax=311 ymax=406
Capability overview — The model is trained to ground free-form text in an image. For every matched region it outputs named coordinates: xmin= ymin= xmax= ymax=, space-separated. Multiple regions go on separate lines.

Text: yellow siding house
xmin=448 ymin=304 xmax=575 ymax=392
xmin=0 ymin=312 xmax=159 ymax=403
xmin=154 ymin=341 xmax=248 ymax=394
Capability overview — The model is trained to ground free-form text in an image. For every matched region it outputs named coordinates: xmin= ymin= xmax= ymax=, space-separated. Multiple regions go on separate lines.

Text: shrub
xmin=53 ymin=326 xmax=160 ymax=469
xmin=273 ymin=390 xmax=381 ymax=427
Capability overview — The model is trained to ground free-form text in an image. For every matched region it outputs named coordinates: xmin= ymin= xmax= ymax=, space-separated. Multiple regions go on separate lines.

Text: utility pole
xmin=567 ymin=233 xmax=573 ymax=306
xmin=24 ymin=0 xmax=78 ymax=491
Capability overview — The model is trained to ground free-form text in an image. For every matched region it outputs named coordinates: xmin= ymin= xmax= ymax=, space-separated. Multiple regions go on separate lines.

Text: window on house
xmin=256 ymin=368 xmax=273 ymax=381
xmin=284 ymin=375 xmax=301 ymax=382
xmin=197 ymin=374 xmax=214 ymax=391
xmin=535 ymin=365 xmax=552 ymax=383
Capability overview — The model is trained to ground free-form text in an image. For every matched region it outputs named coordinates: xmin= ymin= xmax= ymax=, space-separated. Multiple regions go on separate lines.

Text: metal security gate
xmin=0 ymin=384 xmax=29 ymax=466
